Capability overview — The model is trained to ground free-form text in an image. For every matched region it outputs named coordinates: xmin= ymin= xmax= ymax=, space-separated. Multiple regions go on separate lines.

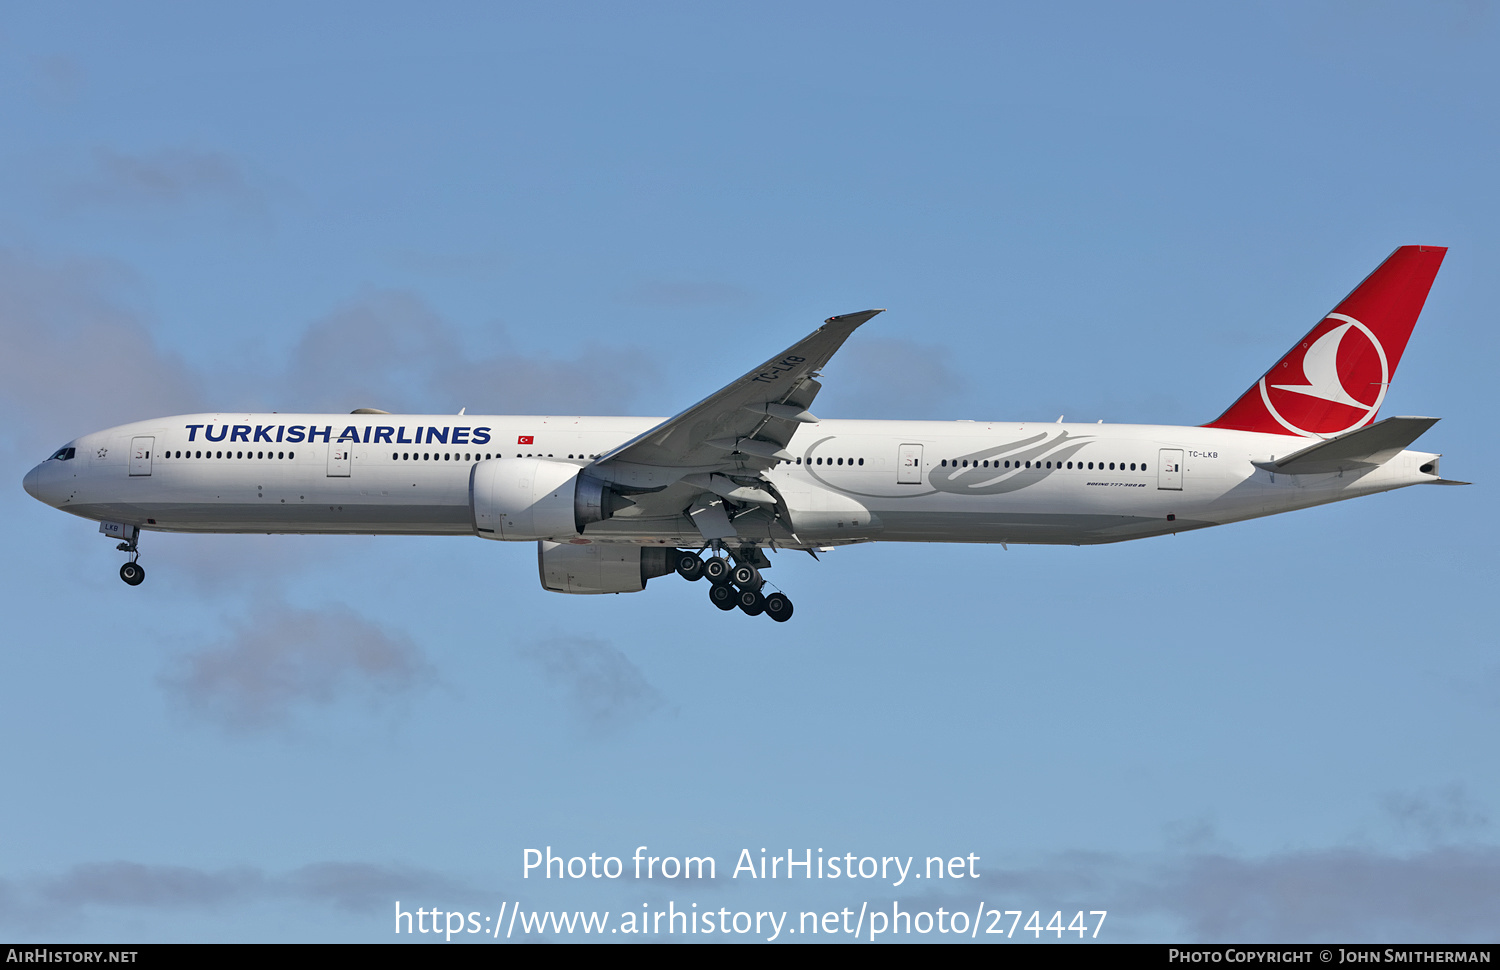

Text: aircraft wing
xmin=592 ymin=310 xmax=882 ymax=488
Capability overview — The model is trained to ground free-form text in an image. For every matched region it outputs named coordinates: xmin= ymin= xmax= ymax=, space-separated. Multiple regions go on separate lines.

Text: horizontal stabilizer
xmin=1254 ymin=415 xmax=1439 ymax=475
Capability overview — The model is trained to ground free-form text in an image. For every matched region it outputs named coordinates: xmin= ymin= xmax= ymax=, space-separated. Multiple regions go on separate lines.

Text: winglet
xmin=825 ymin=309 xmax=885 ymax=327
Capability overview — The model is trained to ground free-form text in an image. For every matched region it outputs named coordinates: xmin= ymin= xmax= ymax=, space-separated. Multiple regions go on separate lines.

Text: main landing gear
xmin=675 ymin=548 xmax=793 ymax=622
xmin=117 ymin=528 xmax=145 ymax=586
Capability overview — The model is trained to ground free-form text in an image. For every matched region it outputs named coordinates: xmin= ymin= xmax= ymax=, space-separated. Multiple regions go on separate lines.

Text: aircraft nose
xmin=22 ymin=461 xmax=63 ymax=507
xmin=23 ymin=463 xmax=42 ymax=501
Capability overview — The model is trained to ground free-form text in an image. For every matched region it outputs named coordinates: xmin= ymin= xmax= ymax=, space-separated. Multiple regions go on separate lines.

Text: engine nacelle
xmin=538 ymin=541 xmax=675 ymax=594
xmin=469 ymin=458 xmax=629 ymax=541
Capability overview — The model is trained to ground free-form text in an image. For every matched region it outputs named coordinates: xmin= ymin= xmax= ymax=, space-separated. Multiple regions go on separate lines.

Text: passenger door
xmin=1158 ymin=449 xmax=1183 ymax=490
xmin=129 ymin=436 xmax=154 ymax=476
xmin=897 ymin=444 xmax=924 ymax=484
xmin=327 ymin=444 xmax=352 ymax=477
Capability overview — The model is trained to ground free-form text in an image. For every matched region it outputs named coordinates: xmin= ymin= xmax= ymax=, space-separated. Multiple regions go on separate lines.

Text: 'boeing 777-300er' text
xmin=24 ymin=246 xmax=1462 ymax=622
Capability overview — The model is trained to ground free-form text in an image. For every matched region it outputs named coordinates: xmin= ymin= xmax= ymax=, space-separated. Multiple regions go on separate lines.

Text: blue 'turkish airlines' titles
xmin=182 ymin=423 xmax=494 ymax=445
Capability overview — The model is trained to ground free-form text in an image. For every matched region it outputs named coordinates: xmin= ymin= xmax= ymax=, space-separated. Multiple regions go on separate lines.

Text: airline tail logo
xmin=1259 ymin=313 xmax=1387 ymax=436
xmin=1205 ymin=245 xmax=1446 ymax=437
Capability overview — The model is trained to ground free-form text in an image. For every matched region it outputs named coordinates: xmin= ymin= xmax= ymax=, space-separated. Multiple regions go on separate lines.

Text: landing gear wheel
xmin=674 ymin=551 xmax=705 ymax=581
xmin=737 ymin=588 xmax=766 ymax=616
xmin=119 ymin=562 xmax=145 ymax=586
xmin=764 ymin=591 xmax=794 ymax=623
xmin=731 ymin=563 xmax=761 ymax=589
xmin=709 ymin=582 xmax=738 ymax=611
xmin=702 ymin=557 xmax=732 ymax=585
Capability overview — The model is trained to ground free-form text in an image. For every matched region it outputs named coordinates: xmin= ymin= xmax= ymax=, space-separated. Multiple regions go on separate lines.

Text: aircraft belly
xmin=871 ymin=509 xmax=1210 ymax=544
xmin=63 ymin=501 xmax=472 ymax=535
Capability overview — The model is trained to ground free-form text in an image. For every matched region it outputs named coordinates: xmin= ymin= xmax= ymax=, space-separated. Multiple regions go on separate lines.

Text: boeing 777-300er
xmin=23 ymin=246 xmax=1462 ymax=622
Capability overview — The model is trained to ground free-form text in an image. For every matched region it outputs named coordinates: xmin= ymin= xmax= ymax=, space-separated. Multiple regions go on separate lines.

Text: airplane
xmin=23 ymin=245 xmax=1462 ymax=622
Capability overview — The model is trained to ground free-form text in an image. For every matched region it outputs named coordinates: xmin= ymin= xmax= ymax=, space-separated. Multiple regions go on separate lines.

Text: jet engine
xmin=469 ymin=458 xmax=630 ymax=541
xmin=538 ymin=541 xmax=675 ymax=594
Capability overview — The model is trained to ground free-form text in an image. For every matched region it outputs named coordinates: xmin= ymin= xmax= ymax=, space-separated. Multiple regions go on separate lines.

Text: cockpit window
xmin=48 ymin=447 xmax=76 ymax=461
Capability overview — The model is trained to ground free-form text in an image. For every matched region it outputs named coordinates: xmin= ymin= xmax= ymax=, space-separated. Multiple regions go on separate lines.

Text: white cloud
xmin=816 ymin=337 xmax=968 ymax=419
xmin=518 ymin=635 xmax=668 ymax=734
xmin=159 ymin=602 xmax=435 ymax=731
xmin=67 ymin=148 xmax=266 ymax=212
xmin=0 ymin=860 xmax=472 ymax=930
xmin=0 ymin=248 xmax=203 ymax=457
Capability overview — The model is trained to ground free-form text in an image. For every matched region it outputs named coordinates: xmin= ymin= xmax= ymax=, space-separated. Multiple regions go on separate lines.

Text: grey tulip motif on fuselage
xmin=805 ymin=431 xmax=1095 ymax=499
xmin=928 ymin=431 xmax=1094 ymax=495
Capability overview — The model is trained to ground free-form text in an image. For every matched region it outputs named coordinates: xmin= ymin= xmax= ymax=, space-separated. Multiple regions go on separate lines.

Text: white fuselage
xmin=23 ymin=411 xmax=1441 ymax=549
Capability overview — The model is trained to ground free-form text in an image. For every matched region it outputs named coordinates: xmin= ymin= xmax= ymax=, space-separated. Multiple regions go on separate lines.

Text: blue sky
xmin=2 ymin=2 xmax=1497 ymax=942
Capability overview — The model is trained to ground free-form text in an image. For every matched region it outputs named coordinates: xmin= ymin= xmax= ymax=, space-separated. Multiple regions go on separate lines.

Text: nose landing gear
xmin=115 ymin=527 xmax=145 ymax=586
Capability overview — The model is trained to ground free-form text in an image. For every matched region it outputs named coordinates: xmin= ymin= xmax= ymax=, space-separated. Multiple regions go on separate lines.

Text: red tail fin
xmin=1205 ymin=246 xmax=1446 ymax=437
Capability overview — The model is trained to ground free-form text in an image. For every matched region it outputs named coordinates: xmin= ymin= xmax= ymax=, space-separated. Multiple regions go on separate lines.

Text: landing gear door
xmin=897 ymin=444 xmax=923 ymax=484
xmin=129 ymin=436 xmax=154 ymax=476
xmin=327 ymin=444 xmax=351 ymax=477
xmin=1158 ymin=448 xmax=1183 ymax=490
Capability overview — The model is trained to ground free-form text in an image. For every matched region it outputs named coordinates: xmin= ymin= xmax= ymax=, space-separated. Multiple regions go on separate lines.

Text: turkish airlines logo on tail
xmin=1257 ymin=313 xmax=1388 ymax=436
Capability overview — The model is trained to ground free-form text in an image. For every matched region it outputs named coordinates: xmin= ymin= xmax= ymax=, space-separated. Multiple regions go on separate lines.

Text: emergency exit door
xmin=327 ymin=444 xmax=351 ymax=477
